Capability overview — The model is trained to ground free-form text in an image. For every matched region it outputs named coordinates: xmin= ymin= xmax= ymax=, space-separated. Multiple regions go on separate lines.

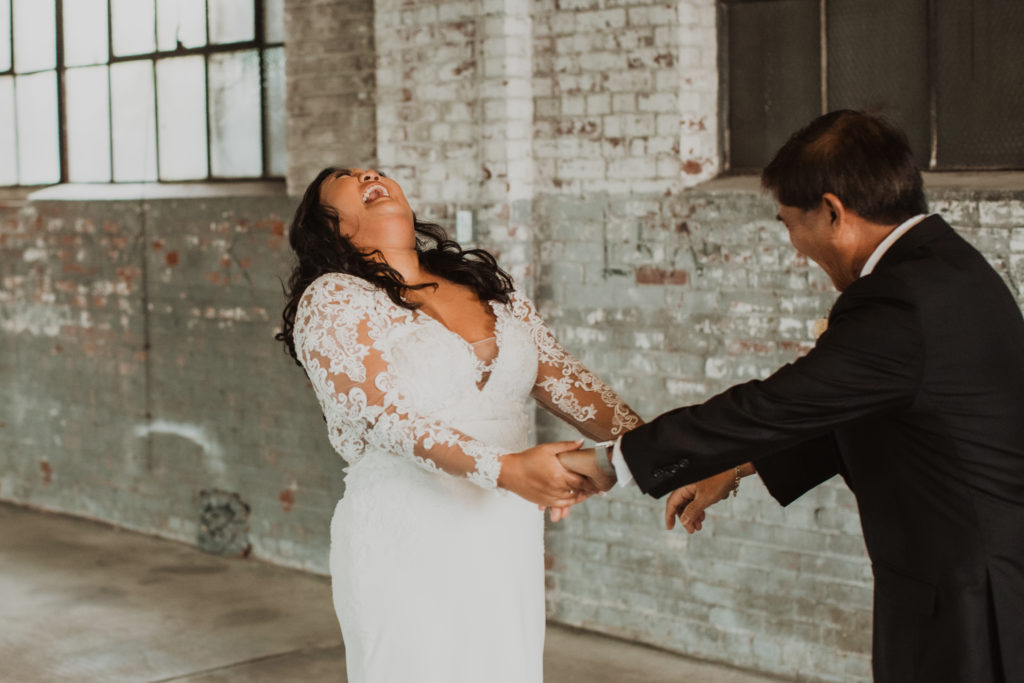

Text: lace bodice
xmin=293 ymin=272 xmax=640 ymax=489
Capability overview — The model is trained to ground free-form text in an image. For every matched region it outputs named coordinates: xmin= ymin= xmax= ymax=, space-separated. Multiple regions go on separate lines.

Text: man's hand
xmin=544 ymin=447 xmax=618 ymax=523
xmin=557 ymin=448 xmax=617 ymax=493
xmin=498 ymin=440 xmax=597 ymax=507
xmin=665 ymin=463 xmax=755 ymax=533
xmin=663 ymin=482 xmax=712 ymax=533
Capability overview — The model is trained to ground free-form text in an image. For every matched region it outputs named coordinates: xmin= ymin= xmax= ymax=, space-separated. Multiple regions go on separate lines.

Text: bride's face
xmin=319 ymin=168 xmax=415 ymax=249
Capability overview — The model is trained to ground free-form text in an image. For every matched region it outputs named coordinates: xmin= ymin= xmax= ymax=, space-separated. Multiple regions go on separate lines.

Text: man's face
xmin=776 ymin=202 xmax=846 ymax=290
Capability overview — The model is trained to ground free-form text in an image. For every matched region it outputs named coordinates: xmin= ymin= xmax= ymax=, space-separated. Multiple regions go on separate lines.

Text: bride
xmin=277 ymin=167 xmax=638 ymax=682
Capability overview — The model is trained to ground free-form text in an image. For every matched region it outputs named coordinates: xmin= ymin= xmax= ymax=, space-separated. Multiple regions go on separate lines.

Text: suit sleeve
xmin=754 ymin=433 xmax=843 ymax=506
xmin=621 ymin=273 xmax=924 ymax=498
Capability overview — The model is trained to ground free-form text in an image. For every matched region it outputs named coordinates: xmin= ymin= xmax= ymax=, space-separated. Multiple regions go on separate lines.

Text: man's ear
xmin=822 ymin=193 xmax=845 ymax=226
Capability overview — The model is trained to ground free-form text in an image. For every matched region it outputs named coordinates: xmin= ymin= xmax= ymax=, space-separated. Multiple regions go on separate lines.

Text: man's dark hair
xmin=761 ymin=110 xmax=928 ymax=225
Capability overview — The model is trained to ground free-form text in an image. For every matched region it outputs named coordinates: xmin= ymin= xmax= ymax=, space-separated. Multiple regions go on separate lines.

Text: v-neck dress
xmin=293 ymin=272 xmax=639 ymax=683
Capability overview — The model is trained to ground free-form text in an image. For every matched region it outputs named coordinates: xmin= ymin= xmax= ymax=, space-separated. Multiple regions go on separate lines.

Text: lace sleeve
xmin=294 ymin=273 xmax=506 ymax=488
xmin=509 ymin=291 xmax=642 ymax=440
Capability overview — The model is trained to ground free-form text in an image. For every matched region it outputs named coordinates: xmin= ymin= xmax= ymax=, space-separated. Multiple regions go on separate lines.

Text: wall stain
xmin=682 ymin=160 xmax=703 ymax=175
xmin=196 ymin=489 xmax=252 ymax=557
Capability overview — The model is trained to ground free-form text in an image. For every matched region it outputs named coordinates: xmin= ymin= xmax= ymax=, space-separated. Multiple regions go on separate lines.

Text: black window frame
xmin=719 ymin=0 xmax=1024 ymax=174
xmin=1 ymin=0 xmax=286 ymax=187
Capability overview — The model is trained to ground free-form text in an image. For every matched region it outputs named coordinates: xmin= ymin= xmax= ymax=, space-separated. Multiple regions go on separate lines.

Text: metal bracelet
xmin=593 ymin=440 xmax=617 ymax=477
xmin=731 ymin=466 xmax=741 ymax=497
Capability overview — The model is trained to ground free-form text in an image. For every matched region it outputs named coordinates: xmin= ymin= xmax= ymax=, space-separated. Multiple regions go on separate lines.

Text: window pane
xmin=156 ymin=55 xmax=207 ymax=180
xmin=827 ymin=0 xmax=930 ymax=168
xmin=64 ymin=0 xmax=109 ymax=67
xmin=0 ymin=76 xmax=16 ymax=184
xmin=264 ymin=47 xmax=286 ymax=177
xmin=726 ymin=0 xmax=821 ymax=171
xmin=935 ymin=0 xmax=1024 ymax=168
xmin=157 ymin=0 xmax=206 ymax=51
xmin=209 ymin=0 xmax=255 ymax=44
xmin=13 ymin=0 xmax=56 ymax=73
xmin=111 ymin=60 xmax=157 ymax=181
xmin=111 ymin=0 xmax=155 ymax=57
xmin=265 ymin=0 xmax=284 ymax=43
xmin=66 ymin=65 xmax=112 ymax=182
xmin=15 ymin=70 xmax=59 ymax=184
xmin=0 ymin=0 xmax=11 ymax=72
xmin=209 ymin=50 xmax=261 ymax=177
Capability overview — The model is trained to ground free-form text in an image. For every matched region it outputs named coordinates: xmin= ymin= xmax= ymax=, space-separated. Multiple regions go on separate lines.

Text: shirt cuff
xmin=611 ymin=436 xmax=636 ymax=488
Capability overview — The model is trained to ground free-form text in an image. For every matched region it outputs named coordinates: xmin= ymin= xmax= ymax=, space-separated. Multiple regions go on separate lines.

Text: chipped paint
xmin=1 ymin=304 xmax=73 ymax=337
xmin=132 ymin=420 xmax=226 ymax=477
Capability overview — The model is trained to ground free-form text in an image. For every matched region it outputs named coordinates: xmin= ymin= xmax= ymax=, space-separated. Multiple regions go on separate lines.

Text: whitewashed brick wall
xmin=277 ymin=3 xmax=1024 ymax=681
xmin=532 ymin=0 xmax=717 ymax=195
xmin=284 ymin=0 xmax=377 ymax=195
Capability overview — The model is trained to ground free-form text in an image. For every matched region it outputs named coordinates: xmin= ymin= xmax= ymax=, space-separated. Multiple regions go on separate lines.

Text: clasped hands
xmin=497 ymin=440 xmax=592 ymax=522
xmin=499 ymin=440 xmax=754 ymax=530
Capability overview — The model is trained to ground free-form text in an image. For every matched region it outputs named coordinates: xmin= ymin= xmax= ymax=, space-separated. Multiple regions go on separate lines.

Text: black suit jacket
xmin=621 ymin=216 xmax=1024 ymax=682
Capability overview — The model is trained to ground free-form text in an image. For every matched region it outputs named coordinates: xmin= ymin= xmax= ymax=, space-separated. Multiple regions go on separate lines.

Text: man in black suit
xmin=562 ymin=110 xmax=1024 ymax=682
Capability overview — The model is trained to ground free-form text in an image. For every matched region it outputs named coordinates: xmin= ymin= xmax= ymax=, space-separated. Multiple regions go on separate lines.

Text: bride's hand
xmin=542 ymin=505 xmax=576 ymax=523
xmin=557 ymin=448 xmax=617 ymax=493
xmin=542 ymin=448 xmax=618 ymax=522
xmin=497 ymin=440 xmax=597 ymax=507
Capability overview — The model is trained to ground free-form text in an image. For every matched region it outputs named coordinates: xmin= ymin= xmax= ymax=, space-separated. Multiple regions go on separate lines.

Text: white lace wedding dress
xmin=293 ymin=272 xmax=638 ymax=683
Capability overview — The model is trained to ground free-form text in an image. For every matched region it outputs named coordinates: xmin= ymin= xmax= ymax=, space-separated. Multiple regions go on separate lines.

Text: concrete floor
xmin=0 ymin=503 xmax=785 ymax=683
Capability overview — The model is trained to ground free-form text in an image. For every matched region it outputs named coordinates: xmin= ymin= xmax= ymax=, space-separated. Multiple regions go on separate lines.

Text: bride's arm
xmin=508 ymin=291 xmax=643 ymax=440
xmin=294 ymin=274 xmax=590 ymax=504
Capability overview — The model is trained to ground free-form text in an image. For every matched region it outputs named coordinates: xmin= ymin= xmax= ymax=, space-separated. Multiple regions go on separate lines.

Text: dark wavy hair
xmin=762 ymin=109 xmax=927 ymax=225
xmin=276 ymin=167 xmax=515 ymax=365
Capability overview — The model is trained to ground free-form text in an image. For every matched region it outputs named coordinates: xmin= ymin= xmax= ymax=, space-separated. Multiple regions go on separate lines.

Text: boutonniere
xmin=812 ymin=317 xmax=829 ymax=339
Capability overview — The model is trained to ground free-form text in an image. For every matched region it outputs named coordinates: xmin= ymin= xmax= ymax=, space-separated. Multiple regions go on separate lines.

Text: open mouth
xmin=361 ymin=184 xmax=390 ymax=203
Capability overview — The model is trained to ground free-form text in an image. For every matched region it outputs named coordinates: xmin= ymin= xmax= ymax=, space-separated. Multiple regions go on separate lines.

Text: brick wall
xmin=536 ymin=186 xmax=1024 ymax=682
xmin=0 ymin=194 xmax=343 ymax=572
xmin=4 ymin=187 xmax=1019 ymax=682
xmin=358 ymin=3 xmax=1024 ymax=680
xmin=536 ymin=185 xmax=859 ymax=679
xmin=3 ymin=2 xmax=1024 ymax=682
xmin=532 ymin=0 xmax=718 ymax=195
xmin=284 ymin=0 xmax=377 ymax=196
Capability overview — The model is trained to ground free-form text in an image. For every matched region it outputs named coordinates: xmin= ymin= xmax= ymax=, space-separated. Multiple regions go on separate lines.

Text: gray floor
xmin=0 ymin=503 xmax=785 ymax=683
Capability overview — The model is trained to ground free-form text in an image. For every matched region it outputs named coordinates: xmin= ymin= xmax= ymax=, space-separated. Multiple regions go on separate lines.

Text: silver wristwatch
xmin=593 ymin=440 xmax=617 ymax=477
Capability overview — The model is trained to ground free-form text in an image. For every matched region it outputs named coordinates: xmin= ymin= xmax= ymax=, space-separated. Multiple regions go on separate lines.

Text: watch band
xmin=593 ymin=440 xmax=617 ymax=477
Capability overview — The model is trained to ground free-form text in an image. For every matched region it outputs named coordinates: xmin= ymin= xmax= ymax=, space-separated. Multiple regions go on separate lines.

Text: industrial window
xmin=0 ymin=0 xmax=285 ymax=186
xmin=722 ymin=0 xmax=1024 ymax=172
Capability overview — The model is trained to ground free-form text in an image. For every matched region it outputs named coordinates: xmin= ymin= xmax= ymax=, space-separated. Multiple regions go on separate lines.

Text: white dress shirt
xmin=859 ymin=213 xmax=928 ymax=277
xmin=607 ymin=213 xmax=930 ymax=488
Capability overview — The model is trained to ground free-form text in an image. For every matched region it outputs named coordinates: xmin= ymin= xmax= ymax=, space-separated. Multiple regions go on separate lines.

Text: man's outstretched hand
xmin=538 ymin=447 xmax=617 ymax=523
xmin=558 ymin=448 xmax=617 ymax=493
xmin=665 ymin=463 xmax=756 ymax=533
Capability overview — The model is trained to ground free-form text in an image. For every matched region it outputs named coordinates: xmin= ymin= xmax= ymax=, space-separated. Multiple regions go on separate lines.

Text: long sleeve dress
xmin=293 ymin=272 xmax=639 ymax=683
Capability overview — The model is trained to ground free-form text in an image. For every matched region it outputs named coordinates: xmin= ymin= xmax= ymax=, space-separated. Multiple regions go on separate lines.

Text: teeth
xmin=361 ymin=184 xmax=390 ymax=203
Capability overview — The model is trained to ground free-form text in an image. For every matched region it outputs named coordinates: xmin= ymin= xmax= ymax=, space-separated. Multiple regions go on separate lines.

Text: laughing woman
xmin=277 ymin=167 xmax=637 ymax=683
